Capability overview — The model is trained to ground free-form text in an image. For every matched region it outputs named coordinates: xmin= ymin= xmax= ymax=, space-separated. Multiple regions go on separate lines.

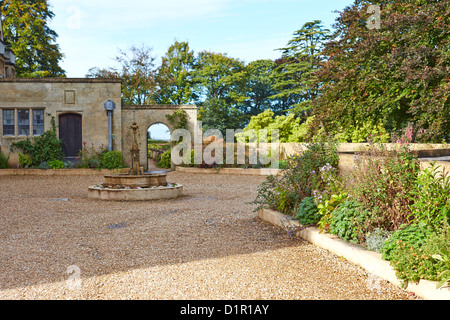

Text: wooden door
xmin=59 ymin=113 xmax=82 ymax=158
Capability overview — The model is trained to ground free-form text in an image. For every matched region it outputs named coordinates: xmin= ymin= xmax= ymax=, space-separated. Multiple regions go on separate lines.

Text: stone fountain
xmin=88 ymin=121 xmax=182 ymax=201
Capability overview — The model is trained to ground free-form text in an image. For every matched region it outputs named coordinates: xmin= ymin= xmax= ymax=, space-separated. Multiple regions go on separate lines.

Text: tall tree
xmin=312 ymin=0 xmax=450 ymax=143
xmin=243 ymin=59 xmax=286 ymax=118
xmin=0 ymin=0 xmax=65 ymax=77
xmin=87 ymin=44 xmax=157 ymax=105
xmin=154 ymin=41 xmax=195 ymax=105
xmin=192 ymin=51 xmax=248 ymax=132
xmin=270 ymin=20 xmax=330 ymax=117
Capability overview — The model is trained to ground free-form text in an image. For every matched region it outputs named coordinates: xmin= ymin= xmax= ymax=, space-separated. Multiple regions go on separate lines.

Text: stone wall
xmin=121 ymin=104 xmax=198 ymax=170
xmin=0 ymin=78 xmax=122 ymax=166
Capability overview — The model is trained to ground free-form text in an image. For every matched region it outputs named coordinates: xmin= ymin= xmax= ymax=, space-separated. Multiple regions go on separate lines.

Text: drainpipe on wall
xmin=104 ymin=100 xmax=116 ymax=151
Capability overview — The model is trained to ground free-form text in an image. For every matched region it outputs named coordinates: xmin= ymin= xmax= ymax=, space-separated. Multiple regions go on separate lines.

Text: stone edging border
xmin=258 ymin=208 xmax=450 ymax=300
xmin=175 ymin=166 xmax=280 ymax=176
xmin=0 ymin=168 xmax=119 ymax=176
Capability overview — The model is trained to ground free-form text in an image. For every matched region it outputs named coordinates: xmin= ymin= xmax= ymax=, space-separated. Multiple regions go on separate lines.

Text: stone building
xmin=0 ymin=19 xmax=198 ymax=169
xmin=0 ymin=78 xmax=198 ymax=169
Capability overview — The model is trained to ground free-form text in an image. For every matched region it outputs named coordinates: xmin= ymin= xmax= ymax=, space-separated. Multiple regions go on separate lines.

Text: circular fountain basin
xmin=88 ymin=171 xmax=182 ymax=201
xmin=102 ymin=172 xmax=168 ymax=188
xmin=88 ymin=184 xmax=183 ymax=201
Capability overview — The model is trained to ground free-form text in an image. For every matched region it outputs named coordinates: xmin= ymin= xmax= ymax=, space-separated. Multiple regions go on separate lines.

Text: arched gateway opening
xmin=147 ymin=123 xmax=171 ymax=170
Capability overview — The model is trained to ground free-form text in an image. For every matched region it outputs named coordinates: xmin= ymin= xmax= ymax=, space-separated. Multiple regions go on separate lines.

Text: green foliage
xmin=48 ymin=159 xmax=64 ymax=169
xmin=381 ymin=224 xmax=436 ymax=261
xmin=316 ymin=192 xmax=347 ymax=233
xmin=237 ymin=109 xmax=315 ymax=143
xmin=101 ymin=151 xmax=125 ymax=170
xmin=382 ymin=226 xmax=448 ymax=287
xmin=271 ymin=20 xmax=330 ymax=116
xmin=77 ymin=143 xmax=104 ymax=169
xmin=165 ymin=109 xmax=188 ymax=130
xmin=0 ymin=0 xmax=65 ymax=77
xmin=348 ymin=142 xmax=420 ymax=232
xmin=154 ymin=41 xmax=195 ymax=105
xmin=0 ymin=150 xmax=9 ymax=169
xmin=432 ymin=245 xmax=450 ymax=289
xmin=293 ymin=197 xmax=321 ymax=225
xmin=312 ymin=0 xmax=450 ymax=142
xmin=157 ymin=149 xmax=172 ymax=169
xmin=11 ymin=118 xmax=64 ymax=167
xmin=328 ymin=198 xmax=371 ymax=244
xmin=333 ymin=120 xmax=391 ymax=143
xmin=253 ymin=139 xmax=340 ymax=214
xmin=18 ymin=153 xmax=32 ymax=168
xmin=409 ymin=162 xmax=450 ymax=231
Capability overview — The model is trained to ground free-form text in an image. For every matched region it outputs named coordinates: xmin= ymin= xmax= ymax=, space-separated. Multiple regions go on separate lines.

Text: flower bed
xmin=253 ymin=138 xmax=450 ymax=292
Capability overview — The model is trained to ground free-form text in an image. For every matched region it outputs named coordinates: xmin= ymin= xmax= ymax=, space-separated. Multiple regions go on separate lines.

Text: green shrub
xmin=0 ymin=150 xmax=9 ymax=169
xmin=11 ymin=118 xmax=63 ymax=167
xmin=77 ymin=143 xmax=104 ymax=169
xmin=381 ymin=224 xmax=436 ymax=261
xmin=48 ymin=159 xmax=64 ymax=169
xmin=101 ymin=151 xmax=125 ymax=169
xmin=328 ymin=198 xmax=370 ymax=244
xmin=157 ymin=149 xmax=172 ymax=169
xmin=293 ymin=197 xmax=321 ymax=225
xmin=253 ymin=138 xmax=341 ymax=215
xmin=409 ymin=162 xmax=450 ymax=231
xmin=385 ymin=227 xmax=448 ymax=287
xmin=348 ymin=143 xmax=420 ymax=232
xmin=18 ymin=153 xmax=32 ymax=168
xmin=316 ymin=192 xmax=348 ymax=233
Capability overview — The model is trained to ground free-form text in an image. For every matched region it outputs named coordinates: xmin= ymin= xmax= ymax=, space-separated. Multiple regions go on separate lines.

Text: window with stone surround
xmin=2 ymin=109 xmax=14 ymax=136
xmin=1 ymin=108 xmax=45 ymax=137
xmin=18 ymin=109 xmax=30 ymax=136
xmin=32 ymin=110 xmax=45 ymax=136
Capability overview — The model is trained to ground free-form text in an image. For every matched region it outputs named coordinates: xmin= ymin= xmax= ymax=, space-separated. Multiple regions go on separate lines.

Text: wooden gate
xmin=59 ymin=113 xmax=82 ymax=158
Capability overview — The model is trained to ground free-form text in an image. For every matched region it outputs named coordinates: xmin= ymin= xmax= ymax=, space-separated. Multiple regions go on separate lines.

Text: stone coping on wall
xmin=0 ymin=168 xmax=121 ymax=176
xmin=175 ymin=166 xmax=281 ymax=176
xmin=258 ymin=208 xmax=450 ymax=300
xmin=122 ymin=104 xmax=198 ymax=110
xmin=0 ymin=78 xmax=122 ymax=83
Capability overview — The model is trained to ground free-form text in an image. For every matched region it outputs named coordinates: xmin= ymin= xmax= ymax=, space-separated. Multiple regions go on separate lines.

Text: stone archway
xmin=147 ymin=123 xmax=171 ymax=170
xmin=120 ymin=105 xmax=197 ymax=171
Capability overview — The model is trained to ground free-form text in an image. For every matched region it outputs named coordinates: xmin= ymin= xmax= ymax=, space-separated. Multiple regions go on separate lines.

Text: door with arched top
xmin=59 ymin=113 xmax=82 ymax=159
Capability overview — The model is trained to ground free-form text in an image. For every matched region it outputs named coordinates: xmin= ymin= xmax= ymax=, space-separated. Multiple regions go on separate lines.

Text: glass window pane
xmin=33 ymin=110 xmax=45 ymax=136
xmin=2 ymin=109 xmax=15 ymax=135
xmin=18 ymin=109 xmax=30 ymax=136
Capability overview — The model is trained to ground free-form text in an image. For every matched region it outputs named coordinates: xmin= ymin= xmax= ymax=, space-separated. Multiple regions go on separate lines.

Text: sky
xmin=49 ymin=0 xmax=355 ymax=78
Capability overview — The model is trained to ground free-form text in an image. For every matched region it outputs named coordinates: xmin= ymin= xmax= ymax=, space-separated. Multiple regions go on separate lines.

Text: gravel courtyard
xmin=0 ymin=172 xmax=419 ymax=300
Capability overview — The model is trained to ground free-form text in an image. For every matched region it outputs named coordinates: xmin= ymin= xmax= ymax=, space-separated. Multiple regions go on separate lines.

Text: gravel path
xmin=0 ymin=172 xmax=419 ymax=300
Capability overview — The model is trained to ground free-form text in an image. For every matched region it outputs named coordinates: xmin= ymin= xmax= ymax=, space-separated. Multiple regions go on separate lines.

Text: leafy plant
xmin=328 ymin=198 xmax=370 ymax=244
xmin=316 ymin=192 xmax=347 ymax=233
xmin=157 ymin=149 xmax=172 ymax=169
xmin=101 ymin=151 xmax=125 ymax=170
xmin=18 ymin=153 xmax=32 ymax=168
xmin=409 ymin=162 xmax=450 ymax=231
xmin=432 ymin=248 xmax=450 ymax=289
xmin=348 ymin=143 xmax=420 ymax=232
xmin=11 ymin=117 xmax=64 ymax=167
xmin=0 ymin=150 xmax=9 ymax=169
xmin=383 ymin=227 xmax=449 ymax=287
xmin=253 ymin=138 xmax=340 ymax=215
xmin=48 ymin=159 xmax=64 ymax=169
xmin=381 ymin=224 xmax=436 ymax=261
xmin=293 ymin=197 xmax=321 ymax=225
xmin=76 ymin=143 xmax=105 ymax=169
